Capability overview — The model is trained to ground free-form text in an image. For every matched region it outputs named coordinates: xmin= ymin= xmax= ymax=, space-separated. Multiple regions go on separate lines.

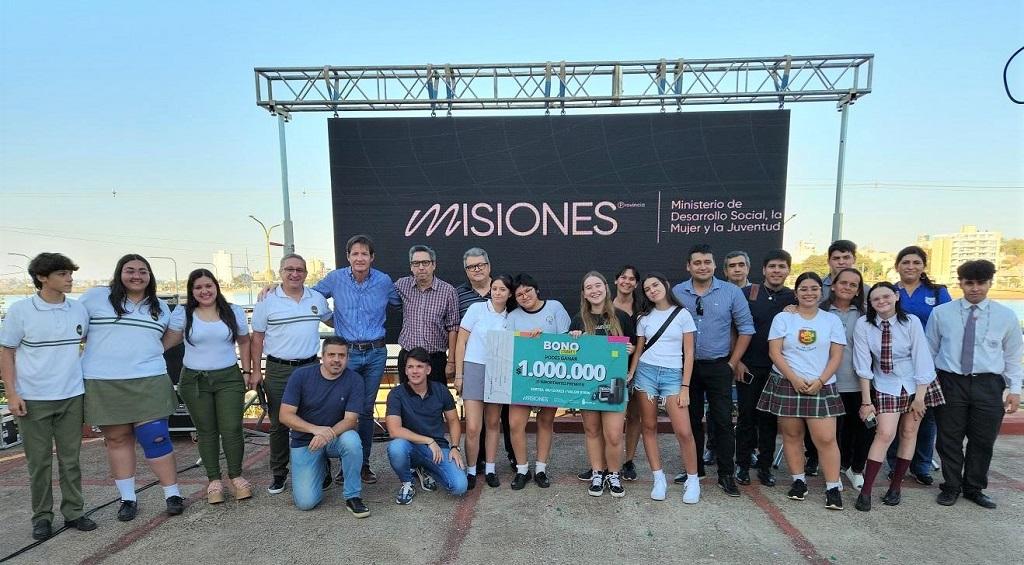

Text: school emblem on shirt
xmin=311 ymin=305 xmax=319 ymax=315
xmin=798 ymin=328 xmax=817 ymax=345
xmin=924 ymin=296 xmax=936 ymax=306
xmin=76 ymin=324 xmax=84 ymax=336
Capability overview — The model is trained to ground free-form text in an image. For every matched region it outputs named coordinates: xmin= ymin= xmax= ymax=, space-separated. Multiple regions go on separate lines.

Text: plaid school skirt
xmin=873 ymin=380 xmax=946 ymax=414
xmin=757 ymin=371 xmax=845 ymax=419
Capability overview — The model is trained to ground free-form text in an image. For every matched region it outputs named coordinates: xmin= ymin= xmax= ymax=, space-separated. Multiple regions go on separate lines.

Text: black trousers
xmin=837 ymin=391 xmax=873 ymax=473
xmin=397 ymin=349 xmax=448 ymax=385
xmin=735 ymin=365 xmax=777 ymax=472
xmin=933 ymin=371 xmax=1005 ymax=495
xmin=689 ymin=359 xmax=736 ymax=477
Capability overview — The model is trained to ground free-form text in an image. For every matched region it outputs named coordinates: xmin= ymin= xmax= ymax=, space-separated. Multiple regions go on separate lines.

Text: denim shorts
xmin=633 ymin=361 xmax=683 ymax=399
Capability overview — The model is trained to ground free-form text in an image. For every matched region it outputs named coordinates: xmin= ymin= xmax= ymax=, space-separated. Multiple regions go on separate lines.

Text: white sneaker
xmin=844 ymin=467 xmax=864 ymax=490
xmin=683 ymin=477 xmax=701 ymax=504
xmin=650 ymin=474 xmax=667 ymax=501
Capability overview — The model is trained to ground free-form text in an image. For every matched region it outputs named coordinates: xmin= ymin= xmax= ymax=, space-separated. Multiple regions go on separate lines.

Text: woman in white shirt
xmin=454 ymin=274 xmax=512 ymax=490
xmin=164 ymin=269 xmax=253 ymax=504
xmin=852 ymin=281 xmax=944 ymax=512
xmin=758 ymin=272 xmax=846 ymax=510
xmin=626 ymin=272 xmax=700 ymax=504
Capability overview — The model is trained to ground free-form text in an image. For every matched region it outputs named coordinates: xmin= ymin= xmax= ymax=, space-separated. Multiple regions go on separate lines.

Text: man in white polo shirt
xmin=251 ymin=253 xmax=333 ymax=495
xmin=0 ymin=253 xmax=97 ymax=540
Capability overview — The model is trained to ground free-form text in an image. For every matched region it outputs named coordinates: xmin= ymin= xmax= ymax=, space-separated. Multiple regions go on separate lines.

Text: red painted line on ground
xmin=746 ymin=486 xmax=831 ymax=565
xmin=988 ymin=469 xmax=1024 ymax=492
xmin=77 ymin=446 xmax=270 ymax=565
xmin=431 ymin=483 xmax=483 ymax=565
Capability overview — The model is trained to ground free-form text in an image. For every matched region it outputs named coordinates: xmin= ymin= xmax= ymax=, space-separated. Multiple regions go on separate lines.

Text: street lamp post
xmin=150 ymin=256 xmax=179 ymax=298
xmin=248 ymin=215 xmax=281 ymax=283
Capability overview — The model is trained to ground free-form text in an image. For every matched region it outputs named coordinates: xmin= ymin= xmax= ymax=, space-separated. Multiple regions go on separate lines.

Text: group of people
xmin=1 ymin=235 xmax=1020 ymax=540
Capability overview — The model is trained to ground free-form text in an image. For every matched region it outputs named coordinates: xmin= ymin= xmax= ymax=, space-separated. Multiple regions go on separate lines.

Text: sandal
xmin=232 ymin=477 xmax=253 ymax=501
xmin=207 ymin=480 xmax=225 ymax=504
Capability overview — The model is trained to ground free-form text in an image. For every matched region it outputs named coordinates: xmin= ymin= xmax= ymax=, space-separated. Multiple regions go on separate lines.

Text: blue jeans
xmin=290 ymin=430 xmax=363 ymax=509
xmin=387 ymin=438 xmax=468 ymax=496
xmin=347 ymin=347 xmax=387 ymax=465
xmin=887 ymin=409 xmax=937 ymax=476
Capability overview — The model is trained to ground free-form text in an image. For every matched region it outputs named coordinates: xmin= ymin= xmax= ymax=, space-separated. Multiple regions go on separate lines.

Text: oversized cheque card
xmin=484 ymin=331 xmax=629 ymax=412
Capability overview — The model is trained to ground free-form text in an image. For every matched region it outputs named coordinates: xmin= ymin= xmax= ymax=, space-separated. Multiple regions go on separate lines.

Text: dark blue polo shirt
xmin=282 ymin=364 xmax=364 ymax=448
xmin=386 ymin=381 xmax=456 ymax=448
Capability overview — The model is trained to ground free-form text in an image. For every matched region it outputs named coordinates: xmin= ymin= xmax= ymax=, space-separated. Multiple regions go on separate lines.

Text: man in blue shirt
xmin=279 ymin=337 xmax=369 ymax=518
xmin=313 ymin=234 xmax=401 ymax=485
xmin=672 ymin=244 xmax=755 ymax=497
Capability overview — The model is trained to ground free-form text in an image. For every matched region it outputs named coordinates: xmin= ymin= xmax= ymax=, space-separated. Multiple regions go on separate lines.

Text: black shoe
xmin=964 ymin=491 xmax=997 ymax=509
xmin=913 ymin=471 xmax=934 ymax=486
xmin=787 ymin=479 xmax=808 ymax=501
xmin=825 ymin=487 xmax=844 ymax=510
xmin=718 ymin=475 xmax=741 ymax=497
xmin=65 ymin=515 xmax=98 ymax=532
xmin=345 ymin=497 xmax=370 ymax=518
xmin=31 ymin=520 xmax=52 ymax=541
xmin=117 ymin=500 xmax=138 ymax=522
xmin=485 ymin=473 xmax=500 ymax=488
xmin=511 ymin=472 xmax=532 ymax=490
xmin=466 ymin=474 xmax=477 ymax=490
xmin=882 ymin=488 xmax=902 ymax=506
xmin=322 ymin=471 xmax=333 ymax=490
xmin=805 ymin=460 xmax=820 ymax=477
xmin=577 ymin=468 xmax=593 ymax=481
xmin=757 ymin=469 xmax=777 ymax=487
xmin=621 ymin=460 xmax=638 ymax=481
xmin=508 ymin=456 xmax=518 ymax=472
xmin=855 ymin=492 xmax=871 ymax=512
xmin=936 ymin=490 xmax=959 ymax=506
xmin=735 ymin=467 xmax=751 ymax=485
xmin=165 ymin=495 xmax=185 ymax=516
xmin=673 ymin=473 xmax=687 ymax=485
xmin=702 ymin=449 xmax=716 ymax=466
xmin=267 ymin=475 xmax=287 ymax=495
xmin=360 ymin=464 xmax=378 ymax=484
xmin=534 ymin=471 xmax=550 ymax=488
xmin=588 ymin=471 xmax=606 ymax=497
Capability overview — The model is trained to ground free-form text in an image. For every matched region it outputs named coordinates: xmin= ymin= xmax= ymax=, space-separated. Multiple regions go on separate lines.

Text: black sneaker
xmin=718 ymin=475 xmax=741 ymax=497
xmin=702 ymin=448 xmax=716 ymax=466
xmin=805 ymin=459 xmax=820 ymax=477
xmin=345 ymin=497 xmax=370 ymax=518
xmin=485 ymin=473 xmax=500 ymax=488
xmin=32 ymin=520 xmax=52 ymax=541
xmin=825 ymin=486 xmax=844 ymax=510
xmin=165 ymin=495 xmax=185 ymax=516
xmin=673 ymin=473 xmax=687 ymax=485
xmin=510 ymin=472 xmax=532 ymax=490
xmin=117 ymin=500 xmax=138 ymax=522
xmin=65 ymin=515 xmax=98 ymax=531
xmin=267 ymin=475 xmax=287 ymax=495
xmin=854 ymin=492 xmax=872 ymax=512
xmin=414 ymin=468 xmax=438 ymax=492
xmin=534 ymin=471 xmax=551 ymax=488
xmin=322 ymin=471 xmax=333 ymax=490
xmin=913 ymin=471 xmax=934 ymax=486
xmin=466 ymin=474 xmax=477 ymax=490
xmin=621 ymin=460 xmax=638 ymax=481
xmin=735 ymin=467 xmax=751 ymax=485
xmin=607 ymin=472 xmax=625 ymax=498
xmin=787 ymin=479 xmax=808 ymax=501
xmin=757 ymin=469 xmax=777 ymax=487
xmin=577 ymin=468 xmax=593 ymax=481
xmin=588 ymin=471 xmax=605 ymax=497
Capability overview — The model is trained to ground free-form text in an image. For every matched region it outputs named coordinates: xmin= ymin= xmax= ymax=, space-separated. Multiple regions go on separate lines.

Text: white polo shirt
xmin=0 ymin=294 xmax=88 ymax=400
xmin=80 ymin=286 xmax=171 ymax=380
xmin=460 ymin=300 xmax=509 ymax=365
xmin=251 ymin=286 xmax=331 ymax=360
xmin=169 ymin=304 xmax=250 ymax=371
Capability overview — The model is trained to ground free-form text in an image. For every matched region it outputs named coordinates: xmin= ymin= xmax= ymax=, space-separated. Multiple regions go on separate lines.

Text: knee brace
xmin=135 ymin=419 xmax=173 ymax=459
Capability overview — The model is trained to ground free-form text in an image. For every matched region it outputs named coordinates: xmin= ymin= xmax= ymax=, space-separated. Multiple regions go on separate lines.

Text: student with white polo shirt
xmin=0 ymin=253 xmax=96 ymax=540
xmin=251 ymin=253 xmax=333 ymax=495
xmin=80 ymin=254 xmax=184 ymax=522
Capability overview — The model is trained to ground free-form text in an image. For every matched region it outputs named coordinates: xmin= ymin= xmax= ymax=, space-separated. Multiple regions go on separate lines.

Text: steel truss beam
xmin=255 ymin=54 xmax=873 ymax=114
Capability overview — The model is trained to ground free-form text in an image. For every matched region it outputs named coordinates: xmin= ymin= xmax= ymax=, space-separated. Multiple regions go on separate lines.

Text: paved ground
xmin=1 ymin=431 xmax=1022 ymax=564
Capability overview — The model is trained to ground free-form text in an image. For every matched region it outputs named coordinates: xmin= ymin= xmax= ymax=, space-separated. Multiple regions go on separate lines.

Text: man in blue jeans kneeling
xmin=386 ymin=347 xmax=468 ymax=504
xmin=279 ymin=337 xmax=369 ymax=517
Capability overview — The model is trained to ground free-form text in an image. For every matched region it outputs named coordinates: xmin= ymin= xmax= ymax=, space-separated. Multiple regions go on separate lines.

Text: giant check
xmin=484 ymin=331 xmax=629 ymax=412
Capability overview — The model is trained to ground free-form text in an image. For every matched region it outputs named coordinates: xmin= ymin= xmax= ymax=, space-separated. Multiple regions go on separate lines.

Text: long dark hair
xmin=895 ymin=245 xmax=943 ymax=291
xmin=490 ymin=273 xmax=516 ymax=313
xmin=636 ymin=272 xmax=684 ymax=317
xmin=184 ymin=269 xmax=238 ymax=345
xmin=822 ymin=267 xmax=866 ymax=313
xmin=865 ymin=281 xmax=910 ymax=325
xmin=109 ymin=254 xmax=162 ymax=320
xmin=614 ymin=265 xmax=643 ymax=313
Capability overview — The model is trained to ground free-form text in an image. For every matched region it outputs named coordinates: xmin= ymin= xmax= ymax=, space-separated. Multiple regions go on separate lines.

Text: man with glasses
xmin=672 ymin=244 xmax=755 ymax=497
xmin=394 ymin=245 xmax=460 ymax=385
xmin=252 ymin=253 xmax=334 ymax=495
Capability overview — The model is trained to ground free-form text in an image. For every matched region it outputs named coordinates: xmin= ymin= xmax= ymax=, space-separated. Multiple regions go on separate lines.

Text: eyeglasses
xmin=695 ymin=295 xmax=704 ymax=316
xmin=515 ymin=287 xmax=535 ymax=299
xmin=464 ymin=262 xmax=489 ymax=272
xmin=410 ymin=260 xmax=434 ymax=268
xmin=281 ymin=268 xmax=307 ymax=274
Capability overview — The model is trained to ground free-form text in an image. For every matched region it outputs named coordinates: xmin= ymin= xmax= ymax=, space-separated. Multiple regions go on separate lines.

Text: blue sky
xmin=2 ymin=1 xmax=1022 ymax=279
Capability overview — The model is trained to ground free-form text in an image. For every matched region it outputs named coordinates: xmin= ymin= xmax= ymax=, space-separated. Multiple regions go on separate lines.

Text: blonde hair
xmin=577 ymin=271 xmax=623 ymax=336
